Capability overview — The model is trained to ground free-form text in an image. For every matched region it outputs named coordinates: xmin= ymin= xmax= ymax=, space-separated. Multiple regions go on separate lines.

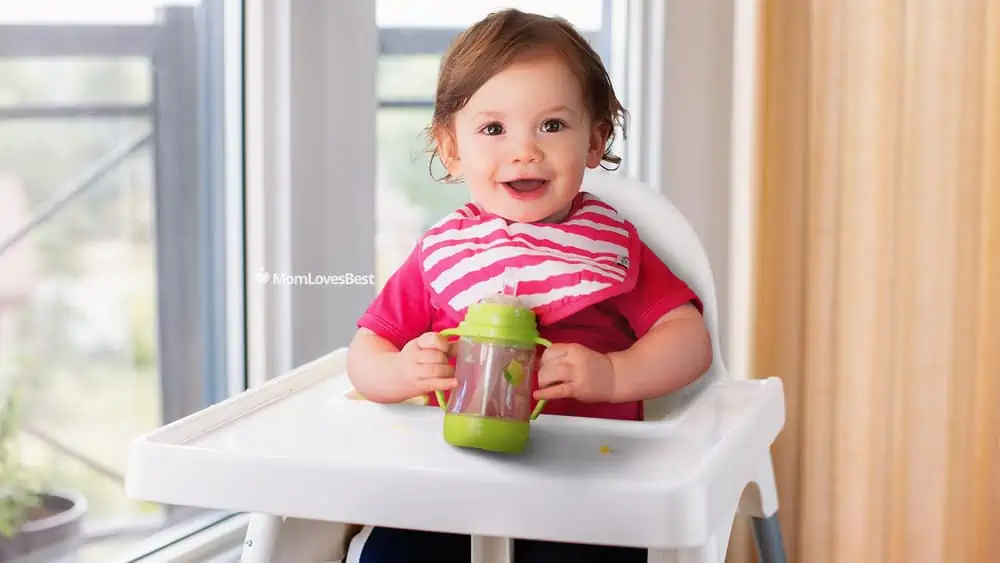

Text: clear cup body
xmin=446 ymin=336 xmax=538 ymax=421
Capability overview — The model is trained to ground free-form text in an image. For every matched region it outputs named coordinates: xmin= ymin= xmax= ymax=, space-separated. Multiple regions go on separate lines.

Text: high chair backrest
xmin=581 ymin=170 xmax=726 ymax=421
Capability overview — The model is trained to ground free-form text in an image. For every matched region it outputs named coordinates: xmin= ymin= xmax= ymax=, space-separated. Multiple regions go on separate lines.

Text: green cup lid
xmin=447 ymin=296 xmax=540 ymax=344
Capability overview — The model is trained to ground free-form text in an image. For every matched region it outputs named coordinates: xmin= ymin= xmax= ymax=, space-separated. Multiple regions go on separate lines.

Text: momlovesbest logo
xmin=254 ymin=269 xmax=374 ymax=286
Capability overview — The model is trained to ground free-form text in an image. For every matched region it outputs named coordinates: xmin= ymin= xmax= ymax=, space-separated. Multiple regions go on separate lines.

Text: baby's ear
xmin=434 ymin=127 xmax=462 ymax=179
xmin=586 ymin=121 xmax=611 ymax=169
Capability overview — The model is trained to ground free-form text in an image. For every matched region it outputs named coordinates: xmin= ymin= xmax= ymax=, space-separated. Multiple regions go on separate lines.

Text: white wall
xmin=662 ymin=0 xmax=737 ymax=368
xmin=629 ymin=0 xmax=751 ymax=375
xmin=245 ymin=0 xmax=377 ymax=384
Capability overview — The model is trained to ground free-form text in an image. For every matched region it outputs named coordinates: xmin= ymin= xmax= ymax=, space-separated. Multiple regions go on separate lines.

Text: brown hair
xmin=427 ymin=9 xmax=628 ymax=181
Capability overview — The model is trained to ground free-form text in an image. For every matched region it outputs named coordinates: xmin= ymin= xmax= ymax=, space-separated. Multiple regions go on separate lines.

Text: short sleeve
xmin=356 ymin=244 xmax=435 ymax=350
xmin=608 ymin=241 xmax=703 ymax=338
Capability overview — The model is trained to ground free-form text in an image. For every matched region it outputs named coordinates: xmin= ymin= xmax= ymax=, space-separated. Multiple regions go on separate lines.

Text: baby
xmin=346 ymin=8 xmax=712 ymax=563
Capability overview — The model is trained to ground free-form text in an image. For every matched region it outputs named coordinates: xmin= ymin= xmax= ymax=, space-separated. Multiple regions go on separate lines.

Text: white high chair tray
xmin=125 ymin=348 xmax=784 ymax=550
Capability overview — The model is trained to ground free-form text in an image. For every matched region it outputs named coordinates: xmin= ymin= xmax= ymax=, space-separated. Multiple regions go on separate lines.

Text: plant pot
xmin=0 ymin=491 xmax=87 ymax=562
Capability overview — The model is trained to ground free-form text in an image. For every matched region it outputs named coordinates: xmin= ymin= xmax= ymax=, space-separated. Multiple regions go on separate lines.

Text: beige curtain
xmin=729 ymin=1 xmax=1000 ymax=562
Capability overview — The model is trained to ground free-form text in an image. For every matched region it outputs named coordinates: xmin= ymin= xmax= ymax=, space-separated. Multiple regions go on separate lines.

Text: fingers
xmin=534 ymin=381 xmax=571 ymax=400
xmin=414 ymin=347 xmax=450 ymax=365
xmin=416 ymin=375 xmax=458 ymax=393
xmin=541 ymin=342 xmax=572 ymax=362
xmin=413 ymin=361 xmax=454 ymax=380
xmin=535 ymin=360 xmax=573 ymax=400
xmin=537 ymin=361 xmax=571 ymax=388
xmin=408 ymin=360 xmax=456 ymax=394
xmin=392 ymin=334 xmax=458 ymax=398
xmin=415 ymin=331 xmax=451 ymax=353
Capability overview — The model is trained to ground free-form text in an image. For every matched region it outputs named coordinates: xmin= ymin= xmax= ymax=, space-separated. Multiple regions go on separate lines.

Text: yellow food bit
xmin=599 ymin=444 xmax=614 ymax=455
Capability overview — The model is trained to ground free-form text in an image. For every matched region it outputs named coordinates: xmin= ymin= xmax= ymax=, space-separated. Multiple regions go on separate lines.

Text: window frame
xmin=121 ymin=0 xmax=250 ymax=552
xmin=151 ymin=0 xmax=246 ymax=428
xmin=127 ymin=0 xmax=249 ymax=554
xmin=244 ymin=0 xmax=377 ymax=385
xmin=618 ymin=0 xmax=750 ymax=374
xmin=143 ymin=0 xmax=249 ymax=544
xmin=0 ymin=0 xmax=249 ymax=556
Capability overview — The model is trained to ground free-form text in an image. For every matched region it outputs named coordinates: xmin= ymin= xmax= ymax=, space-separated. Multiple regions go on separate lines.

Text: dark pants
xmin=353 ymin=526 xmax=648 ymax=563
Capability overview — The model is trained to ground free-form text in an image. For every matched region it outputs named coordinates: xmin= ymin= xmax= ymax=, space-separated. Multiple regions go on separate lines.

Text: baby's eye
xmin=541 ymin=119 xmax=565 ymax=133
xmin=481 ymin=122 xmax=504 ymax=136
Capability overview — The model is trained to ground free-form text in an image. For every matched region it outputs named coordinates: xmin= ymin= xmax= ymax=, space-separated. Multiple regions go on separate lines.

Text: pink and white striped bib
xmin=418 ymin=192 xmax=641 ymax=326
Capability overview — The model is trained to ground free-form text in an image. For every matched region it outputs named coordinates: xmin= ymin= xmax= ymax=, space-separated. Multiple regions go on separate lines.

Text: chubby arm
xmin=533 ymin=302 xmax=711 ymax=403
xmin=347 ymin=242 xmax=453 ymax=403
xmin=347 ymin=328 xmax=456 ymax=404
xmin=346 ymin=328 xmax=404 ymax=403
xmin=606 ymin=302 xmax=712 ymax=402
xmin=534 ymin=241 xmax=712 ymax=404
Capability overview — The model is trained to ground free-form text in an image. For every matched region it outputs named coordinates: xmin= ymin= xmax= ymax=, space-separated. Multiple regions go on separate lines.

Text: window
xmin=374 ymin=0 xmax=620 ymax=287
xmin=0 ymin=0 xmax=245 ymax=561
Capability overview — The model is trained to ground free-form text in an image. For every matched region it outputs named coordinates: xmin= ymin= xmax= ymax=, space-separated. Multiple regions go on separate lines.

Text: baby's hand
xmin=391 ymin=332 xmax=457 ymax=397
xmin=533 ymin=343 xmax=616 ymax=403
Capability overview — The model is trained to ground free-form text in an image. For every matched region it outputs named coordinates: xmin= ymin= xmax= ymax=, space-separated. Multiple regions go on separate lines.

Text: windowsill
xmin=2 ymin=513 xmax=245 ymax=563
xmin=124 ymin=512 xmax=248 ymax=563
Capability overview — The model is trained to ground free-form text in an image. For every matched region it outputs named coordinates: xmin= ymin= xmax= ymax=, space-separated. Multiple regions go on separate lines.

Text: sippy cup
xmin=434 ymin=291 xmax=551 ymax=454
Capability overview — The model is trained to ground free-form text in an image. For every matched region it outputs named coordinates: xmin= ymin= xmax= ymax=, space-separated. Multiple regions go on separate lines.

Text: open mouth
xmin=503 ymin=179 xmax=548 ymax=193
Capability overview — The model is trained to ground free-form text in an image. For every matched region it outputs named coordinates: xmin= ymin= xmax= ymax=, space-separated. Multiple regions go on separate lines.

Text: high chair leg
xmin=751 ymin=514 xmax=787 ymax=563
xmin=646 ymin=543 xmax=725 ymax=563
xmin=470 ymin=535 xmax=512 ymax=563
xmin=647 ymin=514 xmax=733 ymax=563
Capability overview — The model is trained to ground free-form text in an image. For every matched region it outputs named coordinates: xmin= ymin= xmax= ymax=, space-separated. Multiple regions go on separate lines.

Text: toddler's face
xmin=440 ymin=55 xmax=607 ymax=223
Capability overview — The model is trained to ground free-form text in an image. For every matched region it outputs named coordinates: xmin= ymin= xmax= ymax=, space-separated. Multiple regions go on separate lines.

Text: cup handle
xmin=433 ymin=327 xmax=462 ymax=411
xmin=529 ymin=336 xmax=553 ymax=420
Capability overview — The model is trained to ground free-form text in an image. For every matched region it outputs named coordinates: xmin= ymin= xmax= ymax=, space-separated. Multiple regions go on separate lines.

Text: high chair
xmin=125 ymin=171 xmax=787 ymax=563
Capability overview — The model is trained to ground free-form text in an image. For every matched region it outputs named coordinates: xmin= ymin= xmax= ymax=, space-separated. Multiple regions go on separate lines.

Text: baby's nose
xmin=509 ymin=135 xmax=543 ymax=163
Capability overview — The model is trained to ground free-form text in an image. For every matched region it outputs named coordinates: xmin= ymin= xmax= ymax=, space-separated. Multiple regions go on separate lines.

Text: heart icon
xmin=255 ymin=269 xmax=271 ymax=284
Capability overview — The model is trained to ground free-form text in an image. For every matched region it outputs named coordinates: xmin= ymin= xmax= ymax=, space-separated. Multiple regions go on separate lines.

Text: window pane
xmin=0 ymin=59 xmax=150 ymax=106
xmin=0 ymin=1 xmax=185 ymax=24
xmin=0 ymin=1 xmax=242 ymax=561
xmin=376 ymin=107 xmax=470 ymax=287
xmin=377 ymin=0 xmax=603 ymax=30
xmin=378 ymin=54 xmax=441 ymax=102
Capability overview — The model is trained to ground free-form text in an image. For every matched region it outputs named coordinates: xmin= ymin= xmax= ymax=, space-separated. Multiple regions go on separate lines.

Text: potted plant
xmin=0 ymin=382 xmax=87 ymax=561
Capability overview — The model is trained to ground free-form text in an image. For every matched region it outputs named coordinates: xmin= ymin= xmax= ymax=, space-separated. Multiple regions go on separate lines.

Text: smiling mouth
xmin=503 ymin=179 xmax=548 ymax=193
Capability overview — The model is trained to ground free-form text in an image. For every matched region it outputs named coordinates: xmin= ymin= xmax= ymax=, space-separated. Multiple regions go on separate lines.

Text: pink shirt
xmin=357 ymin=235 xmax=701 ymax=422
